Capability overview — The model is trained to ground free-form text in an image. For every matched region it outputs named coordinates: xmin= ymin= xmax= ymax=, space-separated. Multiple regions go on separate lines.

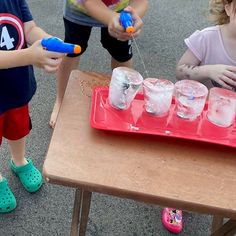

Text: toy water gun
xmin=119 ymin=11 xmax=134 ymax=34
xmin=41 ymin=37 xmax=81 ymax=54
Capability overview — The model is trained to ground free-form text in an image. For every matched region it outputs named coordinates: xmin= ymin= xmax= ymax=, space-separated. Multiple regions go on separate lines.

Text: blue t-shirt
xmin=0 ymin=0 xmax=36 ymax=115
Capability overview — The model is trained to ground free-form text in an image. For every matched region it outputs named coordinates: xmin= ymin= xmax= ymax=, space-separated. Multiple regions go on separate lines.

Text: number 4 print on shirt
xmin=0 ymin=26 xmax=15 ymax=50
xmin=0 ymin=13 xmax=25 ymax=50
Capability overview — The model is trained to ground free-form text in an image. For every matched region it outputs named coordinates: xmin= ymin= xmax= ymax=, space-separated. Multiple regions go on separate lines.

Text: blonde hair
xmin=209 ymin=0 xmax=236 ymax=25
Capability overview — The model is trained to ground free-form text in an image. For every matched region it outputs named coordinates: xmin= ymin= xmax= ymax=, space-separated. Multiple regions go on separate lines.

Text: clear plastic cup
xmin=143 ymin=78 xmax=174 ymax=116
xmin=174 ymin=80 xmax=208 ymax=120
xmin=108 ymin=67 xmax=143 ymax=110
xmin=207 ymin=87 xmax=236 ymax=127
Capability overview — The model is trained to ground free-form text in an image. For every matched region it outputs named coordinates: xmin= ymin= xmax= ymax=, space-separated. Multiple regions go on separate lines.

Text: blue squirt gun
xmin=41 ymin=37 xmax=81 ymax=54
xmin=119 ymin=11 xmax=134 ymax=34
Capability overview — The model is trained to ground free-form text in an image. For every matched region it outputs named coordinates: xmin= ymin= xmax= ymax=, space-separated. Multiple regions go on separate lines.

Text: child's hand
xmin=108 ymin=12 xmax=129 ymax=41
xmin=123 ymin=6 xmax=143 ymax=39
xmin=27 ymin=40 xmax=64 ymax=73
xmin=207 ymin=64 xmax=236 ymax=90
xmin=108 ymin=6 xmax=144 ymax=41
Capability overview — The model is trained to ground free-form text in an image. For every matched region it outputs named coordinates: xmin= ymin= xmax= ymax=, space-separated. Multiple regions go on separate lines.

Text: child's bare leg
xmin=8 ymin=137 xmax=27 ymax=166
xmin=111 ymin=57 xmax=133 ymax=69
xmin=0 ymin=173 xmax=2 ymax=181
xmin=8 ymin=136 xmax=43 ymax=193
xmin=50 ymin=56 xmax=80 ymax=128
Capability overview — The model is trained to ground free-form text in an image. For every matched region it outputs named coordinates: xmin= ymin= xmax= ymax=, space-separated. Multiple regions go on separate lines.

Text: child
xmin=0 ymin=0 xmax=64 ymax=213
xmin=162 ymin=0 xmax=236 ymax=233
xmin=176 ymin=0 xmax=236 ymax=90
xmin=49 ymin=0 xmax=148 ymax=128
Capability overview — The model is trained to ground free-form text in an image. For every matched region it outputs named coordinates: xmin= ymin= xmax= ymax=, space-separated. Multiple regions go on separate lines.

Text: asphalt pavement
xmin=0 ymin=0 xmax=213 ymax=235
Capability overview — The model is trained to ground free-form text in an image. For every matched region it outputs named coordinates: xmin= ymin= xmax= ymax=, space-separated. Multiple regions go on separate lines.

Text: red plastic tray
xmin=90 ymin=86 xmax=236 ymax=148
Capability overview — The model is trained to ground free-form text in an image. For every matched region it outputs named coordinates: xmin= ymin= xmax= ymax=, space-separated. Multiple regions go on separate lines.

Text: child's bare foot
xmin=49 ymin=101 xmax=61 ymax=129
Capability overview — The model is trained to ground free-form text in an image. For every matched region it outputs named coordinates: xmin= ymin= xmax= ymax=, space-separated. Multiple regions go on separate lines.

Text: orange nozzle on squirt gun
xmin=120 ymin=11 xmax=135 ymax=34
xmin=41 ymin=37 xmax=81 ymax=54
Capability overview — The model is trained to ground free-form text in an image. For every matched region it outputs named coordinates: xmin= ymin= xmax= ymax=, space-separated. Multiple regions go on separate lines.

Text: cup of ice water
xmin=174 ymin=80 xmax=208 ymax=120
xmin=108 ymin=67 xmax=143 ymax=110
xmin=207 ymin=87 xmax=236 ymax=127
xmin=143 ymin=78 xmax=174 ymax=116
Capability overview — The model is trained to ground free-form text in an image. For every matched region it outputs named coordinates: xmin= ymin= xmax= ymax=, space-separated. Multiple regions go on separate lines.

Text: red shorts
xmin=0 ymin=105 xmax=31 ymax=145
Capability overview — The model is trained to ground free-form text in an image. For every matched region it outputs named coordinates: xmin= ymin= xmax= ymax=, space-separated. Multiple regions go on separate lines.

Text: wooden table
xmin=43 ymin=70 xmax=236 ymax=236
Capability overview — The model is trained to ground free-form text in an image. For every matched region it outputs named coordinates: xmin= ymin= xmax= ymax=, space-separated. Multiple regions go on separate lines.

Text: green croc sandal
xmin=10 ymin=159 xmax=43 ymax=193
xmin=0 ymin=177 xmax=16 ymax=213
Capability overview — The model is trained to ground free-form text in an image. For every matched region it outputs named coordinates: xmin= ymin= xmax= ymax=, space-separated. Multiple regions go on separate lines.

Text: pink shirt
xmin=185 ymin=25 xmax=236 ymax=88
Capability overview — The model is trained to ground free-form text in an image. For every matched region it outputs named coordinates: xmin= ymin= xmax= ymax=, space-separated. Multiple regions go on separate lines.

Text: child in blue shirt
xmin=0 ymin=0 xmax=64 ymax=213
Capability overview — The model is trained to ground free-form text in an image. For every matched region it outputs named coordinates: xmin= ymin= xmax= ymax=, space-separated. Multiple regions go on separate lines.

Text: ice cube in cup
xmin=174 ymin=80 xmax=208 ymax=120
xmin=143 ymin=78 xmax=174 ymax=116
xmin=108 ymin=67 xmax=143 ymax=110
xmin=207 ymin=87 xmax=236 ymax=127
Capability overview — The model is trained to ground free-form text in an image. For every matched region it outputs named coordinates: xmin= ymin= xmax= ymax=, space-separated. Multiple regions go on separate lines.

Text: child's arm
xmin=176 ymin=49 xmax=236 ymax=90
xmin=129 ymin=0 xmax=148 ymax=18
xmin=83 ymin=0 xmax=118 ymax=26
xmin=83 ymin=0 xmax=148 ymax=24
xmin=0 ymin=41 xmax=63 ymax=73
xmin=0 ymin=21 xmax=64 ymax=72
xmin=83 ymin=0 xmax=148 ymax=40
xmin=24 ymin=20 xmax=50 ymax=45
xmin=0 ymin=49 xmax=33 ymax=69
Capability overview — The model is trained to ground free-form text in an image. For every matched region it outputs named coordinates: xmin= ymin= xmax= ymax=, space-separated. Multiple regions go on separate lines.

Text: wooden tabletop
xmin=43 ymin=70 xmax=236 ymax=220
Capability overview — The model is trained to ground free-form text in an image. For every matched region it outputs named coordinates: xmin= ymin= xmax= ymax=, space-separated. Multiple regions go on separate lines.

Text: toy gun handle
xmin=120 ymin=11 xmax=134 ymax=34
xmin=41 ymin=37 xmax=81 ymax=54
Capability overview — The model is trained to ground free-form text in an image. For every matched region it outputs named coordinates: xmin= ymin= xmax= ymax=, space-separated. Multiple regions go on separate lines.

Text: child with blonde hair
xmin=176 ymin=0 xmax=236 ymax=90
xmin=163 ymin=0 xmax=236 ymax=233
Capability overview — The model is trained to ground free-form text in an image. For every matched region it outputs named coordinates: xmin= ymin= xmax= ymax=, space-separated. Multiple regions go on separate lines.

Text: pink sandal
xmin=162 ymin=208 xmax=183 ymax=234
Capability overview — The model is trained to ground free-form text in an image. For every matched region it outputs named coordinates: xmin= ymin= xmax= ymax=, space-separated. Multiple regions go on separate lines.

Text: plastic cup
xmin=143 ymin=78 xmax=174 ymax=116
xmin=108 ymin=67 xmax=143 ymax=110
xmin=207 ymin=87 xmax=236 ymax=127
xmin=174 ymin=80 xmax=208 ymax=120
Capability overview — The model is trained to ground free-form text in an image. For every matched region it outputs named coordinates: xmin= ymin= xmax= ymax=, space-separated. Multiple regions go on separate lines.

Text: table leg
xmin=211 ymin=218 xmax=236 ymax=236
xmin=79 ymin=190 xmax=92 ymax=236
xmin=70 ymin=189 xmax=83 ymax=236
xmin=70 ymin=189 xmax=92 ymax=236
xmin=212 ymin=216 xmax=223 ymax=233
